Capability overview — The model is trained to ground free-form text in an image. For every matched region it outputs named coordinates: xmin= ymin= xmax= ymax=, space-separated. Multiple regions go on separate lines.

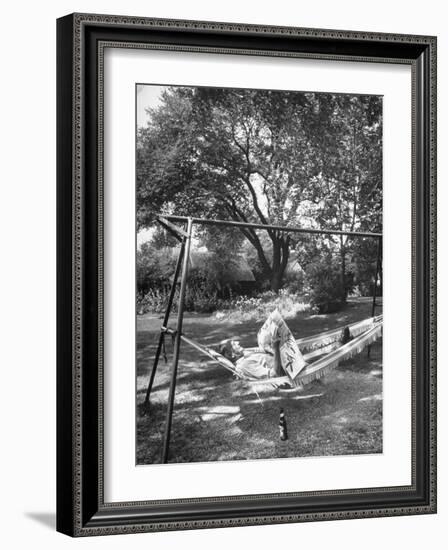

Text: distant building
xmin=189 ymin=249 xmax=255 ymax=293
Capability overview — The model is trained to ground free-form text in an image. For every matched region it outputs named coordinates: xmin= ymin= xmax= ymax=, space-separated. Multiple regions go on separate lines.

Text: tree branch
xmin=230 ymin=127 xmax=271 ymax=230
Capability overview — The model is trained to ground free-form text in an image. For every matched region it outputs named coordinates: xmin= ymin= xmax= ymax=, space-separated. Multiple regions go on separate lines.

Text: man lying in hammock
xmin=218 ymin=310 xmax=308 ymax=382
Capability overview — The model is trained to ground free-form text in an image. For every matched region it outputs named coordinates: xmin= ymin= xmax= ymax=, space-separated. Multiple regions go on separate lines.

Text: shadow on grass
xmin=136 ymin=299 xmax=383 ymax=465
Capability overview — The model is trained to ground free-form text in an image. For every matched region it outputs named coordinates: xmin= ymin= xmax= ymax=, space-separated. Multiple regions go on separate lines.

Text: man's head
xmin=218 ymin=339 xmax=244 ymax=363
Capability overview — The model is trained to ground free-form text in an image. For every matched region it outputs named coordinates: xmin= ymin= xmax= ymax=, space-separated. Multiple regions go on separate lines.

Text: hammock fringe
xmin=296 ymin=315 xmax=382 ymax=352
xmin=295 ymin=324 xmax=382 ymax=387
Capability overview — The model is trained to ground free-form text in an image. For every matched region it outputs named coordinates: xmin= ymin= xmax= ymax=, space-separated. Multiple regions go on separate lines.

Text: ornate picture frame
xmin=56 ymin=13 xmax=437 ymax=536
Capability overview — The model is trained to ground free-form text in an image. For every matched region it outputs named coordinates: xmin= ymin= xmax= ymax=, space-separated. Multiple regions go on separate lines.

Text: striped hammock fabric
xmin=294 ymin=322 xmax=382 ymax=386
xmin=296 ymin=315 xmax=382 ymax=352
xmin=177 ymin=315 xmax=383 ymax=388
xmin=244 ymin=316 xmax=382 ymax=355
xmin=247 ymin=322 xmax=382 ymax=388
xmin=178 ymin=333 xmax=240 ymax=376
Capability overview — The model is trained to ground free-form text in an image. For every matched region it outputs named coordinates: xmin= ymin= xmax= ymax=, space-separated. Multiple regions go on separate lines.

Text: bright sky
xmin=136 ymin=84 xmax=166 ymax=128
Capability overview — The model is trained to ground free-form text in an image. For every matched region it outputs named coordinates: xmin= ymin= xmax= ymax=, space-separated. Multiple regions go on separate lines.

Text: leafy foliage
xmin=137 ymin=86 xmax=382 ymax=307
xmin=306 ymin=255 xmax=347 ymax=313
xmin=136 ymin=242 xmax=176 ymax=298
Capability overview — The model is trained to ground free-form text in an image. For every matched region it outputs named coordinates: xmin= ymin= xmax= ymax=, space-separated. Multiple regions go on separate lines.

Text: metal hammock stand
xmin=142 ymin=215 xmax=382 ymax=463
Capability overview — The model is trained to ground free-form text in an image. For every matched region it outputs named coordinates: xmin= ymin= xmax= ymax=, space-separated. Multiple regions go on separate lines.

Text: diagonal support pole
xmin=143 ymin=239 xmax=186 ymax=410
xmin=157 ymin=216 xmax=189 ymax=240
xmin=161 ymin=218 xmax=193 ymax=463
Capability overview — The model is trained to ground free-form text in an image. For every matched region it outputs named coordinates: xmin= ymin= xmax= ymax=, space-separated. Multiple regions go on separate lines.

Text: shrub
xmin=137 ymin=287 xmax=174 ymax=314
xmin=136 ymin=243 xmax=176 ymax=296
xmin=215 ymin=289 xmax=310 ymax=322
xmin=137 ymin=283 xmax=219 ymax=315
xmin=282 ymin=269 xmax=305 ymax=294
xmin=184 ymin=284 xmax=219 ymax=313
xmin=305 ymin=257 xmax=346 ymax=313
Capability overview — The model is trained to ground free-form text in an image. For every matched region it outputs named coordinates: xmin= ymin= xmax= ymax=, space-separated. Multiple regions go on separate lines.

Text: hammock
xmin=243 ymin=315 xmax=382 ymax=355
xmin=175 ymin=316 xmax=383 ymax=388
xmin=292 ymin=321 xmax=382 ymax=386
xmin=296 ymin=315 xmax=383 ymax=352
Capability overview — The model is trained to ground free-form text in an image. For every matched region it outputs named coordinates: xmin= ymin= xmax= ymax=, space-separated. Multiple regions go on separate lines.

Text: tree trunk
xmin=271 ymin=269 xmax=282 ymax=293
xmin=270 ymin=235 xmax=290 ymax=293
xmin=237 ymin=223 xmax=290 ymax=294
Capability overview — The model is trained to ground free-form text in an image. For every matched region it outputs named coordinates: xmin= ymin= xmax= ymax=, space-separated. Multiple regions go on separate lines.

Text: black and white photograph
xmin=136 ymin=84 xmax=383 ymax=465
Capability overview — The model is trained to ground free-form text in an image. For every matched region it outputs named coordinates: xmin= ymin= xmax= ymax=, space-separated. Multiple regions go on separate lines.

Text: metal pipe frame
xmin=161 ymin=218 xmax=193 ymax=463
xmin=368 ymin=237 xmax=382 ymax=358
xmin=158 ymin=216 xmax=190 ymax=240
xmin=143 ymin=239 xmax=186 ymax=409
xmin=161 ymin=214 xmax=382 ymax=239
xmin=148 ymin=215 xmax=382 ymax=463
xmin=370 ymin=238 xmax=383 ymax=318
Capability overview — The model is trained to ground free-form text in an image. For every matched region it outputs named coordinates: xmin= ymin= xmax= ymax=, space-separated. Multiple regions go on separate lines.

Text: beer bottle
xmin=279 ymin=408 xmax=288 ymax=441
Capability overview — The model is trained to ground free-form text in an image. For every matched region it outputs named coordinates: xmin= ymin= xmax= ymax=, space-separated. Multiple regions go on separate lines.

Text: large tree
xmin=309 ymin=94 xmax=383 ymax=293
xmin=137 ymin=87 xmax=382 ymax=292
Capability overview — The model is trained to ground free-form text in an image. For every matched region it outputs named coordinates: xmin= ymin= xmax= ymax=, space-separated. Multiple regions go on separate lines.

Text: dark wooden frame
xmin=57 ymin=13 xmax=437 ymax=537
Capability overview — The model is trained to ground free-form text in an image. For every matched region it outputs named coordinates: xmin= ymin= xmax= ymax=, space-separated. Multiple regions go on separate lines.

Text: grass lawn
xmin=136 ymin=298 xmax=382 ymax=464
